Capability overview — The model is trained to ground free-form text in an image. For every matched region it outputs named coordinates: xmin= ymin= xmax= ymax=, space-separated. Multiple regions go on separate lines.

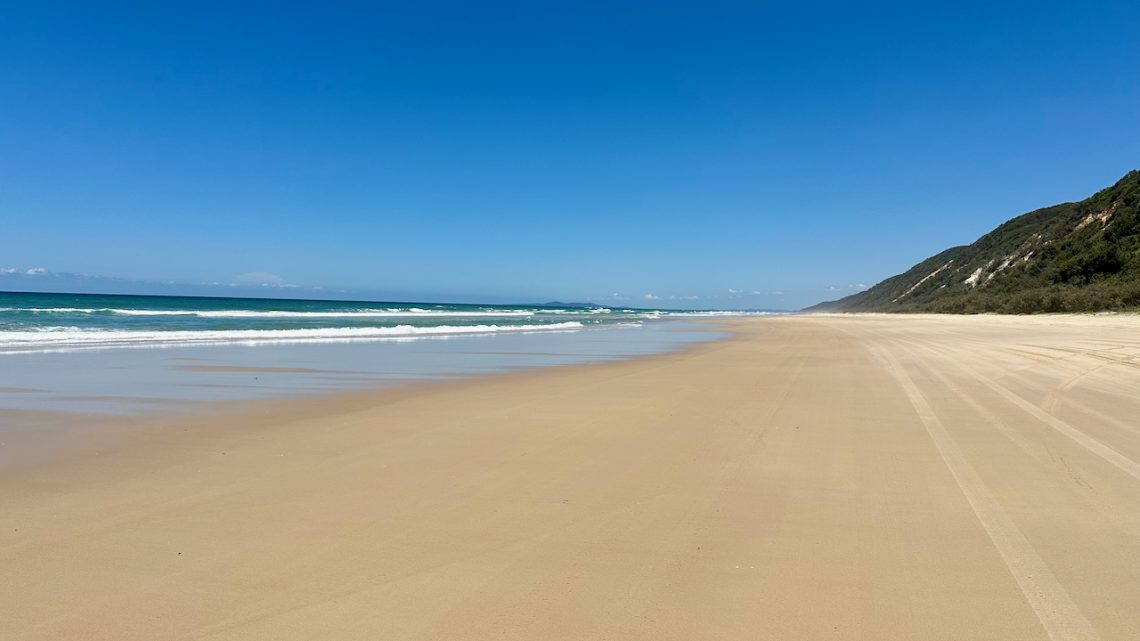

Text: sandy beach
xmin=3 ymin=314 xmax=1139 ymax=640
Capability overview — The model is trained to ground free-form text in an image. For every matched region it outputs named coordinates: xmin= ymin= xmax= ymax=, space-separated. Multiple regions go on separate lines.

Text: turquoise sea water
xmin=0 ymin=292 xmax=756 ymax=421
xmin=0 ymin=291 xmax=744 ymax=353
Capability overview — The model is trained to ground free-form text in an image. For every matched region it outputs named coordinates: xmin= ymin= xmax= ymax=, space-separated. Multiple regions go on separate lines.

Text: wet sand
xmin=174 ymin=365 xmax=354 ymax=373
xmin=2 ymin=315 xmax=1139 ymax=640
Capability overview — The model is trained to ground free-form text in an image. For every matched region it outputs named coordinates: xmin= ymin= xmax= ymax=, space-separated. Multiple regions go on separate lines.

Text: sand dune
xmin=3 ymin=315 xmax=1139 ymax=640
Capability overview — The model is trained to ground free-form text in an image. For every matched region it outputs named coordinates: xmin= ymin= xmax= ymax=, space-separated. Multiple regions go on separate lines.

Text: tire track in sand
xmin=892 ymin=336 xmax=1140 ymax=484
xmin=870 ymin=342 xmax=1102 ymax=641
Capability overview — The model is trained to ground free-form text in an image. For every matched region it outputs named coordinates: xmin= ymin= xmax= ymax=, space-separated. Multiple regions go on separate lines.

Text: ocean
xmin=0 ymin=291 xmax=742 ymax=353
xmin=0 ymin=292 xmax=755 ymax=420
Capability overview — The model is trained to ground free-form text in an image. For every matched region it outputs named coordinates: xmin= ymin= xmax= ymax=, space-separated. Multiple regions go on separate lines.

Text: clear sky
xmin=3 ymin=1 xmax=1138 ymax=309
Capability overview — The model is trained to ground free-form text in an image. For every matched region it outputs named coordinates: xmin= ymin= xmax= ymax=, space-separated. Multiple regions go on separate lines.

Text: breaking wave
xmin=0 ymin=322 xmax=587 ymax=352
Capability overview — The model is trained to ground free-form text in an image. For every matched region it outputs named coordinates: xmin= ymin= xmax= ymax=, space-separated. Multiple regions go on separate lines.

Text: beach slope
xmin=3 ymin=315 xmax=1139 ymax=640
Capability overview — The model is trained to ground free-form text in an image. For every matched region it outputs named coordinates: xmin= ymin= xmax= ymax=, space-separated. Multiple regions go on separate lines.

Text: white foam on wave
xmin=0 ymin=322 xmax=587 ymax=353
xmin=2 ymin=307 xmax=537 ymax=318
xmin=0 ymin=306 xmax=764 ymax=320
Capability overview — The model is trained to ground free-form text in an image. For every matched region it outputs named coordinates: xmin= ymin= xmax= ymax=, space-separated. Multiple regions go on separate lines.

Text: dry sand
xmin=2 ymin=314 xmax=1139 ymax=640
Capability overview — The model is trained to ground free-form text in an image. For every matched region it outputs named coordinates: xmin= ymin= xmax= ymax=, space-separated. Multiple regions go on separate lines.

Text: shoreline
xmin=0 ymin=318 xmax=728 ymax=421
xmin=4 ymin=315 xmax=1140 ymax=639
xmin=0 ymin=320 xmax=736 ymax=476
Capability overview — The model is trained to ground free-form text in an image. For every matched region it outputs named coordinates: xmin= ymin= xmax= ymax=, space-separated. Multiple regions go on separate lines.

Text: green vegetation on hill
xmin=808 ymin=170 xmax=1140 ymax=313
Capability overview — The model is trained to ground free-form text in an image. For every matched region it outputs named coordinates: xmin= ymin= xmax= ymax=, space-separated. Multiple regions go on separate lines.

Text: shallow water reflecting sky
xmin=0 ymin=321 xmax=725 ymax=422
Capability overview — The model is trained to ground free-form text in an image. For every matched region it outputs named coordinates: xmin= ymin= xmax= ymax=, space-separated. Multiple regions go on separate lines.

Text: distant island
xmin=808 ymin=170 xmax=1140 ymax=313
xmin=539 ymin=301 xmax=604 ymax=308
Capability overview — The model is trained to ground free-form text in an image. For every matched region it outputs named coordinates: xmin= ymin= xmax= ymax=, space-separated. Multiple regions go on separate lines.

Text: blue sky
xmin=2 ymin=1 xmax=1138 ymax=309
